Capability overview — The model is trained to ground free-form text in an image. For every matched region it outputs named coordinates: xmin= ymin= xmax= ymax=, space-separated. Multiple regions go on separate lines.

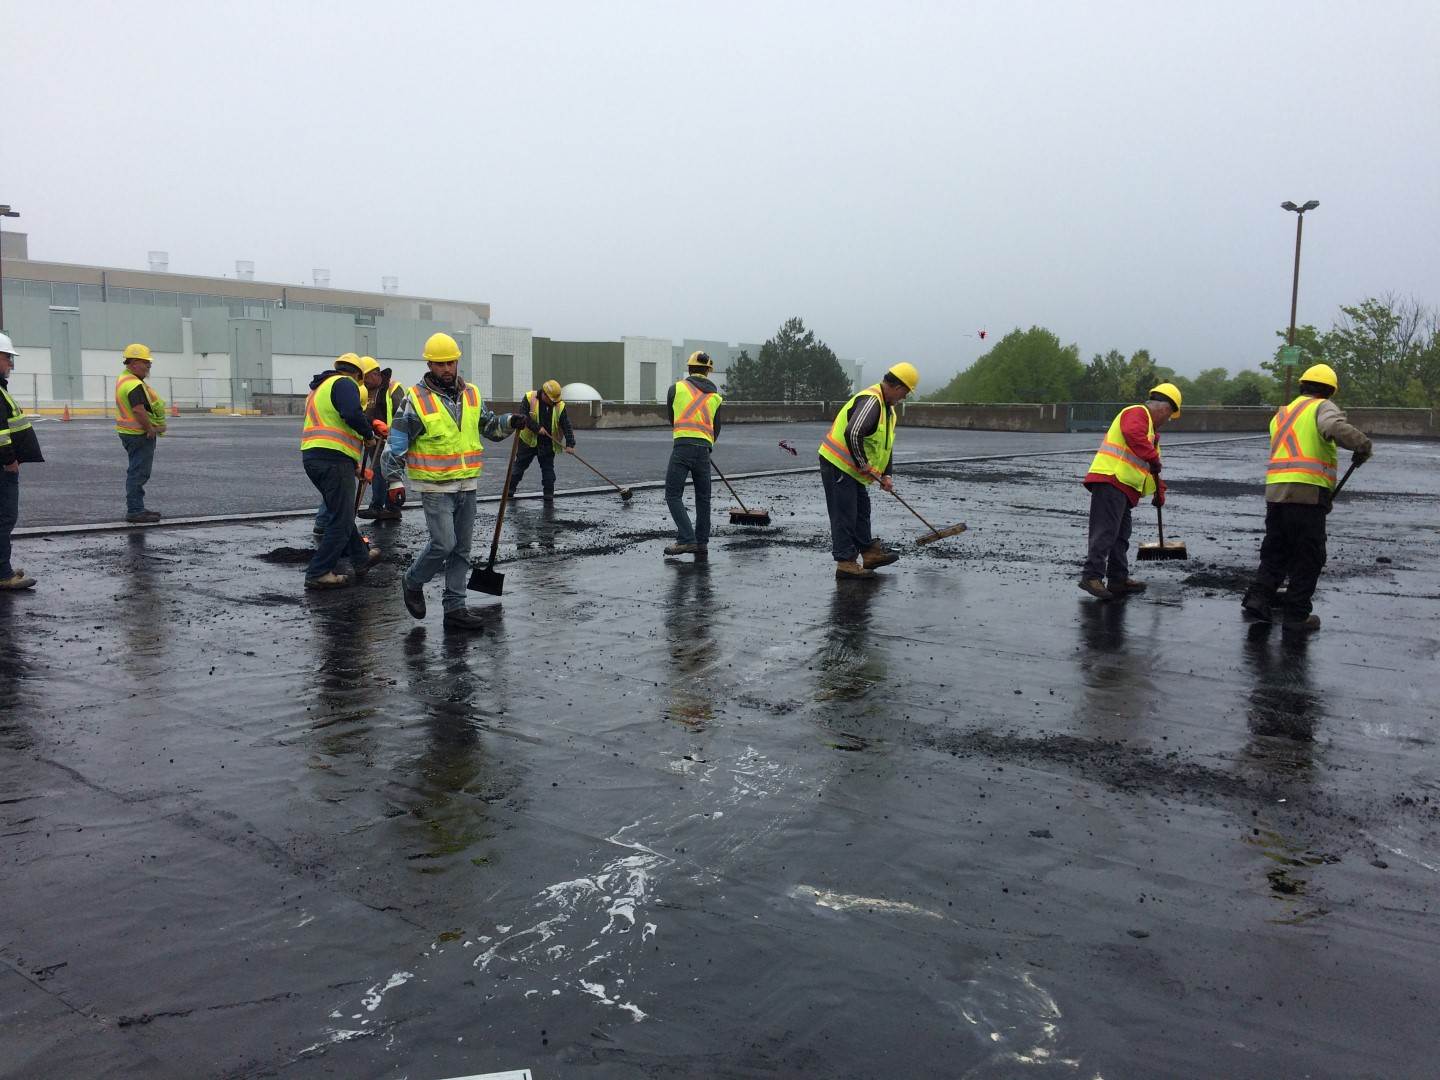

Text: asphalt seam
xmin=14 ymin=434 xmax=1268 ymax=538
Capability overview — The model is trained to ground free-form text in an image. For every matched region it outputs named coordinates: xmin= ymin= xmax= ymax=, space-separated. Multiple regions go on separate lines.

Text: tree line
xmin=927 ymin=294 xmax=1440 ymax=408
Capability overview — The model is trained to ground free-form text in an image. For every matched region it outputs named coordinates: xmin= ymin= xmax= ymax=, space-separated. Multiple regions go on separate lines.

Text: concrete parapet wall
xmin=901 ymin=402 xmax=1069 ymax=432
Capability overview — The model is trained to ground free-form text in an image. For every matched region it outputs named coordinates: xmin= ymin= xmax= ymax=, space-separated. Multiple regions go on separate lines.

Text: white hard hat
xmin=0 ymin=332 xmax=16 ymax=357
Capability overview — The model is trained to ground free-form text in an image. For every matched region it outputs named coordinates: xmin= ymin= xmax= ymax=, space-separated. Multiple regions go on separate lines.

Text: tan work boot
xmin=304 ymin=571 xmax=352 ymax=590
xmin=1078 ymin=578 xmax=1113 ymax=600
xmin=835 ymin=559 xmax=876 ymax=579
xmin=0 ymin=571 xmax=37 ymax=590
xmin=664 ymin=542 xmax=701 ymax=556
xmin=861 ymin=543 xmax=900 ymax=570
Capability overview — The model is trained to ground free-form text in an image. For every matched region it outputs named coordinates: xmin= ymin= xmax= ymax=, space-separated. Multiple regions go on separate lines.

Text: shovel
xmin=887 ymin=486 xmax=967 ymax=545
xmin=711 ymin=459 xmax=771 ymax=526
xmin=1136 ymin=504 xmax=1188 ymax=561
xmin=468 ymin=432 xmax=521 ymax=596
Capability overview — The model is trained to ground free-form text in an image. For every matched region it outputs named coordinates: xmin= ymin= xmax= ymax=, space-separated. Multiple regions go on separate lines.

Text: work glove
xmin=509 ymin=414 xmax=526 ymax=431
xmin=1152 ymin=491 xmax=1165 ymax=508
xmin=565 ymin=444 xmax=576 ymax=455
xmin=1149 ymin=458 xmax=1162 ymax=476
xmin=361 ymin=467 xmax=375 ymax=483
xmin=388 ymin=482 xmax=406 ymax=508
xmin=1353 ymin=441 xmax=1373 ymax=466
xmin=371 ymin=419 xmax=390 ymax=438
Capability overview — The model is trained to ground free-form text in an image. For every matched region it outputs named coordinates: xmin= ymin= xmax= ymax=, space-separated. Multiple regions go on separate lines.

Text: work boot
xmin=125 ymin=510 xmax=161 ymax=524
xmin=442 ymin=607 xmax=487 ymax=632
xmin=304 ymin=571 xmax=352 ymax=590
xmin=351 ymin=547 xmax=383 ymax=580
xmin=1241 ymin=593 xmax=1272 ymax=622
xmin=835 ymin=559 xmax=876 ymax=579
xmin=664 ymin=542 xmax=701 ymax=556
xmin=1282 ymin=613 xmax=1321 ymax=633
xmin=357 ymin=507 xmax=379 ymax=519
xmin=860 ymin=542 xmax=899 ymax=570
xmin=372 ymin=508 xmax=402 ymax=522
xmin=1107 ymin=578 xmax=1147 ymax=596
xmin=1078 ymin=578 xmax=1113 ymax=600
xmin=402 ymin=581 xmax=426 ymax=619
xmin=0 ymin=571 xmax=37 ymax=591
xmin=542 ymin=488 xmax=555 ymax=503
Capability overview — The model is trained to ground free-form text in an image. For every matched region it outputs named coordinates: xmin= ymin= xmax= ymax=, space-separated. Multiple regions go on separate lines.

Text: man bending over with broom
xmin=1078 ymin=384 xmax=1182 ymax=600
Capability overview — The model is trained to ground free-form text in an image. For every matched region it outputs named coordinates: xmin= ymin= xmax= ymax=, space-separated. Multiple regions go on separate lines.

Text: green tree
xmin=1323 ymin=295 xmax=1430 ymax=406
xmin=1073 ymin=348 xmax=1166 ymax=402
xmin=928 ymin=327 xmax=1083 ymax=403
xmin=724 ymin=318 xmax=851 ymax=402
xmin=1263 ymin=324 xmax=1326 ymax=392
xmin=1221 ymin=370 xmax=1273 ymax=406
xmin=1181 ymin=367 xmax=1235 ymax=407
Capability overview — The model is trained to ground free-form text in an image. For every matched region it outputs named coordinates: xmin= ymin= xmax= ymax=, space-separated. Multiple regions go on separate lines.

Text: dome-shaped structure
xmin=559 ymin=381 xmax=603 ymax=403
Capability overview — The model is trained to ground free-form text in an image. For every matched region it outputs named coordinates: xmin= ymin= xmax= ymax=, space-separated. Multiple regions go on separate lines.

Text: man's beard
xmin=432 ymin=370 xmax=456 ymax=388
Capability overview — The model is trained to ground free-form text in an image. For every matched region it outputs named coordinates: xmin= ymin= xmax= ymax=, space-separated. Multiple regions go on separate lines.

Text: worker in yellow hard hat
xmin=509 ymin=378 xmax=576 ymax=502
xmin=1078 ymin=383 xmax=1182 ymax=600
xmin=115 ymin=342 xmax=169 ymax=523
xmin=381 ymin=332 xmax=526 ymax=630
xmin=663 ymin=351 xmax=724 ymax=557
xmin=301 ymin=352 xmax=387 ymax=589
xmin=1241 ymin=363 xmax=1373 ymax=632
xmin=818 ymin=362 xmax=917 ymax=578
xmin=0 ymin=331 xmax=43 ymax=590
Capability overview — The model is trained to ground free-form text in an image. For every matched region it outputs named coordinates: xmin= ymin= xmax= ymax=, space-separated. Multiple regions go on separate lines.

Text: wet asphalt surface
xmin=2 ymin=436 xmax=1439 ymax=1079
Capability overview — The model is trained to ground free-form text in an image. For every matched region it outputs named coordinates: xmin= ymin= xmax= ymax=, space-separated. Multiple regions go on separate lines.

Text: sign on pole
xmin=1279 ymin=345 xmax=1302 ymax=368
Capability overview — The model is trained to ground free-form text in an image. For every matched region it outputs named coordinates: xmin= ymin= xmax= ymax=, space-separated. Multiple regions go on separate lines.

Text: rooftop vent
xmin=381 ymin=275 xmax=399 ymax=295
xmin=235 ymin=260 xmax=254 ymax=281
xmin=148 ymin=250 xmax=169 ymax=272
xmin=312 ymin=268 xmax=330 ymax=288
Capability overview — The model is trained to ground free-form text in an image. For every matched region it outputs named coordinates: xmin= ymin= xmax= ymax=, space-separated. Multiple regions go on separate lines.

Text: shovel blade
xmin=467 ymin=564 xmax=505 ymax=595
xmin=915 ymin=522 xmax=968 ymax=546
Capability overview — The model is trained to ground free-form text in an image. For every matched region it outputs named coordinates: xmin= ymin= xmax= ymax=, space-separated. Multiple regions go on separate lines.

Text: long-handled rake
xmin=711 ymin=459 xmax=771 ymax=526
xmin=468 ymin=434 xmax=521 ymax=596
xmin=887 ymin=487 xmax=967 ymax=545
xmin=1136 ymin=504 xmax=1188 ymax=561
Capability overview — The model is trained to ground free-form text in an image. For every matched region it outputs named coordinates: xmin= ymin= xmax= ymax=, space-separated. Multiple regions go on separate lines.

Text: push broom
xmin=887 ymin=487 xmax=967 ymax=545
xmin=1136 ymin=504 xmax=1188 ymax=561
xmin=711 ymin=459 xmax=771 ymax=526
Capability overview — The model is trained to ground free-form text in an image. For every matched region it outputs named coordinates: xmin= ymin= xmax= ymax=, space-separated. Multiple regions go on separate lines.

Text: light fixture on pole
xmin=1279 ymin=199 xmax=1319 ymax=401
xmin=0 ymin=204 xmax=19 ymax=331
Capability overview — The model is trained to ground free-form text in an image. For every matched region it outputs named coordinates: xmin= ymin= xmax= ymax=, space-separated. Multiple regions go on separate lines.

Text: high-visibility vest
xmin=817 ymin=384 xmax=895 ymax=484
xmin=115 ymin=372 xmax=167 ymax=435
xmin=671 ymin=379 xmax=721 ymax=443
xmin=0 ymin=384 xmax=35 ymax=451
xmin=300 ymin=374 xmax=365 ymax=461
xmin=406 ymin=382 xmax=484 ymax=482
xmin=386 ymin=384 xmax=404 ymax=426
xmin=1086 ymin=404 xmax=1160 ymax=497
xmin=1266 ymin=395 xmax=1337 ymax=490
xmin=519 ymin=390 xmax=566 ymax=449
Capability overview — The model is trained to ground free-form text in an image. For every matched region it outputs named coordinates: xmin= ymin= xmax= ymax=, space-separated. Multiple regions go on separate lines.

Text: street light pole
xmin=1280 ymin=199 xmax=1319 ymax=401
xmin=0 ymin=204 xmax=20 ymax=330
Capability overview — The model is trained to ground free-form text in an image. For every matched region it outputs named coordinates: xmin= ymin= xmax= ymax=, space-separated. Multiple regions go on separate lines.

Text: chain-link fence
xmin=3 ymin=373 xmax=294 ymax=411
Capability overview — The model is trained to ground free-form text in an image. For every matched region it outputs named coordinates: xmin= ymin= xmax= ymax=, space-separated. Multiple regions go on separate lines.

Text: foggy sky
xmin=7 ymin=1 xmax=1438 ymax=387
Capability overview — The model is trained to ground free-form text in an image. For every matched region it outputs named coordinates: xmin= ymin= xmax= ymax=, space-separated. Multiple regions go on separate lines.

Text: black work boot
xmin=402 ymin=580 xmax=426 ymax=619
xmin=1241 ymin=591 xmax=1272 ymax=622
xmin=1282 ymin=613 xmax=1320 ymax=633
xmin=442 ymin=607 xmax=487 ymax=632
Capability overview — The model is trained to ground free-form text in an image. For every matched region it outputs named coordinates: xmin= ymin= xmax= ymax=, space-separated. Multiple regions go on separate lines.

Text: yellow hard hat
xmin=542 ymin=379 xmax=563 ymax=400
xmin=424 ymin=332 xmax=461 ymax=363
xmin=122 ymin=343 xmax=153 ymax=363
xmin=356 ymin=355 xmax=381 ymax=377
xmin=886 ymin=362 xmax=920 ymax=391
xmin=335 ymin=352 xmax=362 ymax=372
xmin=358 ymin=384 xmax=369 ymax=410
xmin=1299 ymin=363 xmax=1338 ymax=391
xmin=687 ymin=350 xmax=713 ymax=371
xmin=1149 ymin=382 xmax=1183 ymax=417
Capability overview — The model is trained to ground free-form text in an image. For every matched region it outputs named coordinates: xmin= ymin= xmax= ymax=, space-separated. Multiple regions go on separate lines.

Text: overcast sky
xmin=7 ymin=1 xmax=1438 ymax=386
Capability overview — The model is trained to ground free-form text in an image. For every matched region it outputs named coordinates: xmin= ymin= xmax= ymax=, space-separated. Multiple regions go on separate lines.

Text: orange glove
xmin=362 ymin=468 xmax=375 ymax=483
xmin=371 ymin=419 xmax=390 ymax=438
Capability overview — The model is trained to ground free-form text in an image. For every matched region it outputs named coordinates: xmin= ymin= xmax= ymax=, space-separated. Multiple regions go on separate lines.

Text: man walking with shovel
xmin=818 ymin=362 xmax=918 ymax=579
xmin=1078 ymin=384 xmax=1182 ymax=600
xmin=382 ymin=332 xmax=525 ymax=631
xmin=1240 ymin=364 xmax=1372 ymax=632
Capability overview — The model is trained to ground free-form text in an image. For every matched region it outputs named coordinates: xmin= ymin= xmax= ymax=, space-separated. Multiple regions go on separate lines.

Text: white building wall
xmin=623 ymin=336 xmax=673 ymax=402
xmin=272 ymin=354 xmax=323 ymax=396
xmin=470 ymin=325 xmax=533 ymax=400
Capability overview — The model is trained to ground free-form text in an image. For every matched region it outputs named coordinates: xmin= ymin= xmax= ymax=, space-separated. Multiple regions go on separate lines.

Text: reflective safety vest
xmin=407 ymin=382 xmax=484 ymax=482
xmin=0 ymin=383 xmax=35 ymax=452
xmin=1267 ymin=395 xmax=1336 ymax=490
xmin=300 ymin=374 xmax=365 ymax=461
xmin=115 ymin=372 xmax=167 ymax=435
xmin=519 ymin=390 xmax=566 ymax=449
xmin=671 ymin=379 xmax=721 ymax=442
xmin=385 ymin=383 xmax=404 ymax=426
xmin=818 ymin=384 xmax=895 ymax=484
xmin=1086 ymin=404 xmax=1160 ymax=497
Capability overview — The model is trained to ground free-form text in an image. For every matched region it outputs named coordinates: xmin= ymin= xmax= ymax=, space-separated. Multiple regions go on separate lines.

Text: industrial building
xmin=0 ymin=231 xmax=861 ymax=409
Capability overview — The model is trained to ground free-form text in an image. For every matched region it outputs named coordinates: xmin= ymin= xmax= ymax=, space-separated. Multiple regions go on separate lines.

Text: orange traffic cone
xmin=61 ymin=404 xmax=71 ymax=422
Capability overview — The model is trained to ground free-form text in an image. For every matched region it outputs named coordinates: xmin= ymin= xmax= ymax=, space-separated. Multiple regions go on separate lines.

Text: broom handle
xmin=710 ymin=459 xmax=751 ymax=513
xmin=888 ymin=486 xmax=941 ymax=533
xmin=539 ymin=427 xmax=627 ymax=494
xmin=1332 ymin=458 xmax=1359 ymax=497
xmin=1156 ymin=504 xmax=1166 ymax=547
xmin=487 ymin=432 xmax=522 ymax=570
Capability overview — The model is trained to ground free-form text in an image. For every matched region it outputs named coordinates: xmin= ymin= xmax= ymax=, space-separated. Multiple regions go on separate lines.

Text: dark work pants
xmin=1082 ymin=483 xmax=1133 ymax=581
xmin=665 ymin=440 xmax=712 ymax=545
xmin=820 ymin=457 xmax=874 ymax=562
xmin=0 ymin=469 xmax=18 ymax=578
xmin=303 ymin=456 xmax=369 ymax=579
xmin=509 ymin=440 xmax=556 ymax=495
xmin=1247 ymin=503 xmax=1328 ymax=618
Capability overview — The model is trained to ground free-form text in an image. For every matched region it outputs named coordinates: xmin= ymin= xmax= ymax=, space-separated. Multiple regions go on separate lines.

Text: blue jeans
xmin=405 ymin=489 xmax=477 ymax=612
xmin=0 ymin=470 xmax=18 ymax=578
xmin=665 ymin=440 xmax=712 ymax=545
xmin=819 ymin=457 xmax=873 ymax=561
xmin=119 ymin=434 xmax=156 ymax=515
xmin=303 ymin=455 xmax=369 ymax=578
